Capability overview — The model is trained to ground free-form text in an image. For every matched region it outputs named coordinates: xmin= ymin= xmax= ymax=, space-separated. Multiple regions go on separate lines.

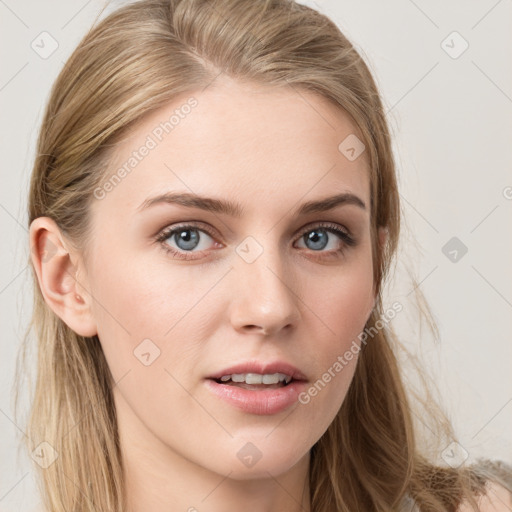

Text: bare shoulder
xmin=458 ymin=481 xmax=512 ymax=512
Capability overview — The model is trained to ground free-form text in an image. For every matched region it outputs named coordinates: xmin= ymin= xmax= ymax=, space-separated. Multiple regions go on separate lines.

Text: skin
xmin=30 ymin=76 xmax=387 ymax=512
xmin=459 ymin=482 xmax=512 ymax=512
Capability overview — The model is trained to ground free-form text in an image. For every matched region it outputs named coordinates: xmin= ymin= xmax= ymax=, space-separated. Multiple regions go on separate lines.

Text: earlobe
xmin=378 ymin=226 xmax=388 ymax=250
xmin=370 ymin=226 xmax=389 ymax=311
xmin=29 ymin=217 xmax=98 ymax=337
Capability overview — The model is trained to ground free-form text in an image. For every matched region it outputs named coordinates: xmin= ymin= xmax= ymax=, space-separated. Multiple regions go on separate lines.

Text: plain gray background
xmin=1 ymin=0 xmax=511 ymax=510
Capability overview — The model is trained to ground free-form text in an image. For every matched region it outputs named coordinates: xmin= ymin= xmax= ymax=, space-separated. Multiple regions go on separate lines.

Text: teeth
xmin=262 ymin=374 xmax=279 ymax=384
xmin=219 ymin=373 xmax=292 ymax=385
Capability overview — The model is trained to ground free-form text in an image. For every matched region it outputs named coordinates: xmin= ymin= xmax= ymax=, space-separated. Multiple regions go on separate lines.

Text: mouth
xmin=204 ymin=362 xmax=308 ymax=415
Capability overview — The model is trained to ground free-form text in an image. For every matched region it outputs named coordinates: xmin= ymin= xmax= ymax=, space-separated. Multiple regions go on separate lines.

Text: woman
xmin=17 ymin=0 xmax=512 ymax=510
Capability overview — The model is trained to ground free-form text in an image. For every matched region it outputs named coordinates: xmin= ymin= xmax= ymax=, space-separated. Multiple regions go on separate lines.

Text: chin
xmin=221 ymin=456 xmax=304 ymax=481
xmin=210 ymin=439 xmax=309 ymax=480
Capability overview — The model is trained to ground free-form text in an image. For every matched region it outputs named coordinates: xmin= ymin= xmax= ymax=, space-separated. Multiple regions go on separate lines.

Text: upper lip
xmin=207 ymin=360 xmax=308 ymax=382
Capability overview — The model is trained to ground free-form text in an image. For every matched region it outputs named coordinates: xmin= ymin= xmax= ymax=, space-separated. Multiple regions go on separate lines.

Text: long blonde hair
xmin=15 ymin=0 xmax=510 ymax=510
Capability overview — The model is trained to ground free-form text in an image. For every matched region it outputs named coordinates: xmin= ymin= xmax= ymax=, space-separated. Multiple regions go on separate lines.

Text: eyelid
xmin=155 ymin=221 xmax=217 ymax=240
xmin=297 ymin=220 xmax=353 ymax=238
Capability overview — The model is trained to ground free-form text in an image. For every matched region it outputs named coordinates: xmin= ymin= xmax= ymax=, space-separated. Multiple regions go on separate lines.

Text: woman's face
xmin=79 ymin=77 xmax=376 ymax=478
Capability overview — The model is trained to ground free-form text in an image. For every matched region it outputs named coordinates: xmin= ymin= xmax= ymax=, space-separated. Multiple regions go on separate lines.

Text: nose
xmin=228 ymin=238 xmax=301 ymax=337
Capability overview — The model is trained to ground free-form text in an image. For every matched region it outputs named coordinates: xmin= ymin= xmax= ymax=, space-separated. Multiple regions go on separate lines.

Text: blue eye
xmin=155 ymin=224 xmax=216 ymax=260
xmin=297 ymin=225 xmax=355 ymax=253
xmin=155 ymin=222 xmax=356 ymax=261
xmin=168 ymin=227 xmax=202 ymax=251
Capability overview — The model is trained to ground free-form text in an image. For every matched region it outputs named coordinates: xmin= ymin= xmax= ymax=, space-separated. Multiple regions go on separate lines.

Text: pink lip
xmin=205 ymin=360 xmax=308 ymax=415
xmin=207 ymin=360 xmax=308 ymax=382
xmin=204 ymin=379 xmax=308 ymax=415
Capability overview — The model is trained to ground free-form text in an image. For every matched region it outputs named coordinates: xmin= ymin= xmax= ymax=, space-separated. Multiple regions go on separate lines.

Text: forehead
xmin=93 ymin=77 xmax=370 ymax=219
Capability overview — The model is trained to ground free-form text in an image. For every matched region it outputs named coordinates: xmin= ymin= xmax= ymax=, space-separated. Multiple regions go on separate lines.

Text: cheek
xmin=309 ymin=252 xmax=375 ymax=346
xmin=300 ymin=253 xmax=374 ymax=409
xmin=86 ymin=251 xmax=211 ymax=377
xmin=86 ymin=257 xmax=219 ymax=436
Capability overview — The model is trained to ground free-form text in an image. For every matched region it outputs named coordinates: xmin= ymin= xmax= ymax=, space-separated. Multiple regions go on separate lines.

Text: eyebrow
xmin=136 ymin=191 xmax=366 ymax=217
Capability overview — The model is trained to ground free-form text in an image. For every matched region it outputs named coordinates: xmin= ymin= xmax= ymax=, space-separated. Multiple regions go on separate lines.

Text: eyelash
xmin=154 ymin=221 xmax=357 ymax=261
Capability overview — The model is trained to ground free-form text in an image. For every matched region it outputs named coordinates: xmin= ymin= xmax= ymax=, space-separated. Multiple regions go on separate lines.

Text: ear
xmin=378 ymin=225 xmax=388 ymax=251
xmin=29 ymin=216 xmax=98 ymax=337
xmin=369 ymin=226 xmax=389 ymax=312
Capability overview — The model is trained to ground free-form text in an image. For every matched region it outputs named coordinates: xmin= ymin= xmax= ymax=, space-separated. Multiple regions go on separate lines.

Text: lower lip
xmin=204 ymin=379 xmax=308 ymax=415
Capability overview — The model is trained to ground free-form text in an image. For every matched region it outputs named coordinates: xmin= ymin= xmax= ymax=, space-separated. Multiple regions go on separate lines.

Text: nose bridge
xmin=229 ymin=232 xmax=299 ymax=331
